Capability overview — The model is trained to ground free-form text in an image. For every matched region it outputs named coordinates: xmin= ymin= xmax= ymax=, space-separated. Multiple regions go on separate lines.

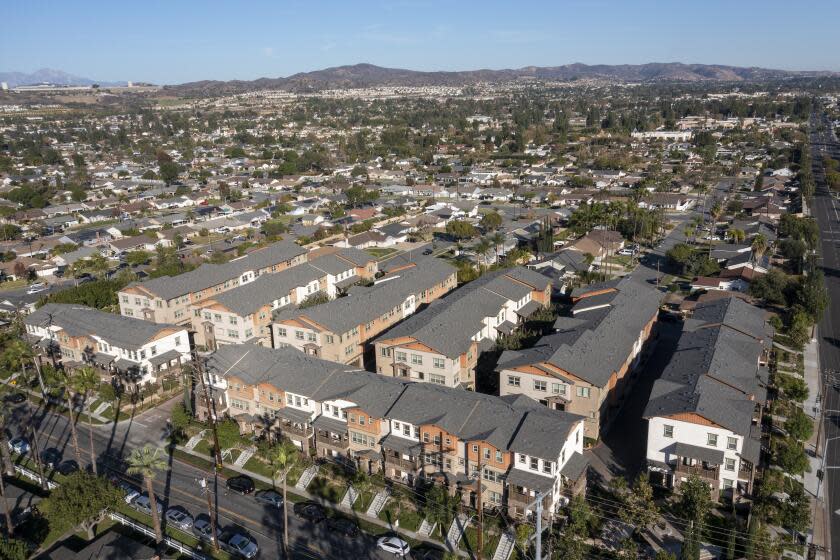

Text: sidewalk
xmin=175 ymin=444 xmax=471 ymax=558
xmin=803 ymin=335 xmax=829 ymax=560
xmin=1 ymin=374 xmax=110 ymax=423
xmin=804 ymin=337 xmax=821 ymax=421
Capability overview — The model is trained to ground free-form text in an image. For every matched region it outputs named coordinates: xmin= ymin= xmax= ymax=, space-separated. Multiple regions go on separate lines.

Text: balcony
xmin=675 ymin=462 xmax=719 ymax=480
xmin=383 ymin=454 xmax=418 ymax=472
xmin=317 ymin=435 xmax=349 ymax=452
xmin=278 ymin=423 xmax=312 ymax=439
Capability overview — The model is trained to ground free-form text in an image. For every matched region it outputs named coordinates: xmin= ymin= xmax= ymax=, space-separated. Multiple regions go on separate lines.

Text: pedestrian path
xmin=234 ymin=446 xmax=255 ymax=467
xmin=803 ymin=337 xmax=821 ymax=420
xmin=366 ymin=488 xmax=390 ymax=517
xmin=295 ymin=464 xmax=318 ymax=490
xmin=492 ymin=530 xmax=515 ymax=560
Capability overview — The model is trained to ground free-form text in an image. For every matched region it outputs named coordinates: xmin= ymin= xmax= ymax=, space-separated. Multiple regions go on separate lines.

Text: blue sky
xmin=3 ymin=0 xmax=839 ymax=84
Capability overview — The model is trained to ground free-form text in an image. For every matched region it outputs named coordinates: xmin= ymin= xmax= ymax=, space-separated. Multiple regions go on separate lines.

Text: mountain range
xmin=0 ymin=68 xmax=125 ymax=88
xmin=167 ymin=62 xmax=839 ymax=95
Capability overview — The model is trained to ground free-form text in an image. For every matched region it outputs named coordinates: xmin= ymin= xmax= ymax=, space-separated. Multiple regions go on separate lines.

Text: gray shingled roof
xmin=207 ymin=343 xmax=581 ymax=460
xmin=26 ymin=303 xmax=182 ymax=351
xmin=128 ymin=240 xmax=306 ymax=301
xmin=275 ymin=258 xmax=455 ymax=334
xmin=208 ymin=264 xmax=325 ymax=316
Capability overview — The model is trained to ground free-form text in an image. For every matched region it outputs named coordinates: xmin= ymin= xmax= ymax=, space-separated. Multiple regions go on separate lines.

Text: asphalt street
xmin=5 ymin=398 xmax=405 ymax=560
xmin=810 ymin=111 xmax=840 ymax=558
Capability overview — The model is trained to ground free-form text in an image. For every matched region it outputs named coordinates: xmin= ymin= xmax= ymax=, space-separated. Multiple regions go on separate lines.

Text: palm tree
xmin=474 ymin=238 xmax=492 ymax=268
xmin=490 ymin=232 xmax=506 ymax=264
xmin=0 ymin=389 xmax=16 ymax=535
xmin=55 ymin=365 xmax=84 ymax=467
xmin=751 ymin=233 xmax=768 ymax=261
xmin=127 ymin=445 xmax=167 ymax=546
xmin=71 ymin=367 xmax=100 ymax=475
xmin=272 ymin=441 xmax=298 ymax=557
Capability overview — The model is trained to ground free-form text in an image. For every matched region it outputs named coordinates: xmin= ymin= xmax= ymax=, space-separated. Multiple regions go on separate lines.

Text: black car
xmin=3 ymin=393 xmax=26 ymax=404
xmin=293 ymin=501 xmax=326 ymax=523
xmin=254 ymin=489 xmax=283 ymax=508
xmin=225 ymin=475 xmax=255 ymax=495
xmin=40 ymin=448 xmax=62 ymax=469
xmin=422 ymin=249 xmax=433 ymax=255
xmin=327 ymin=517 xmax=359 ymax=537
xmin=411 ymin=544 xmax=447 ymax=560
xmin=56 ymin=460 xmax=79 ymax=475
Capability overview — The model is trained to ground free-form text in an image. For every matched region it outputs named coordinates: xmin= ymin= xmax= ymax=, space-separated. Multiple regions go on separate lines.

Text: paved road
xmin=6 ymin=400 xmax=404 ymax=559
xmin=810 ymin=110 xmax=840 ymax=559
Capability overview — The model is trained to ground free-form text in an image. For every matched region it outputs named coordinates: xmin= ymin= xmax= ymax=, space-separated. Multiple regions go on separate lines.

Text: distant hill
xmin=0 ymin=68 xmax=125 ymax=88
xmin=167 ymin=62 xmax=839 ymax=96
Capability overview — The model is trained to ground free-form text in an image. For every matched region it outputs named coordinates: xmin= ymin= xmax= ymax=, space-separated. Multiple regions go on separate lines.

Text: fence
xmin=108 ymin=512 xmax=210 ymax=560
xmin=13 ymin=464 xmax=58 ymax=490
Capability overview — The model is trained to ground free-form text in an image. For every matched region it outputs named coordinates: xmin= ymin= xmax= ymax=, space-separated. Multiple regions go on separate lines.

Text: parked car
xmin=617 ymin=248 xmax=635 ymax=256
xmin=133 ymin=494 xmax=162 ymax=516
xmin=254 ymin=489 xmax=283 ymax=508
xmin=56 ymin=460 xmax=80 ymax=475
xmin=377 ymin=536 xmax=410 ymax=557
xmin=40 ymin=448 xmax=62 ymax=469
xmin=8 ymin=437 xmax=30 ymax=455
xmin=193 ymin=515 xmax=221 ymax=544
xmin=3 ymin=392 xmax=26 ymax=404
xmin=293 ymin=501 xmax=326 ymax=523
xmin=165 ymin=506 xmax=194 ymax=531
xmin=327 ymin=517 xmax=359 ymax=537
xmin=221 ymin=531 xmax=259 ymax=559
xmin=226 ymin=475 xmax=255 ymax=495
xmin=26 ymin=283 xmax=46 ymax=295
xmin=411 ymin=544 xmax=447 ymax=560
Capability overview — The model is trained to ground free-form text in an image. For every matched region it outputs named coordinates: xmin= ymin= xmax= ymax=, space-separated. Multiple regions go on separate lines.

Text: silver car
xmin=165 ymin=507 xmax=194 ymax=531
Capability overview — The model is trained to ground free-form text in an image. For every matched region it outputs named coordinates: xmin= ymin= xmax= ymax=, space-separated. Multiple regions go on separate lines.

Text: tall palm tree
xmin=127 ymin=445 xmax=167 ymax=546
xmin=751 ymin=233 xmax=768 ymax=261
xmin=272 ymin=441 xmax=298 ymax=557
xmin=0 ymin=390 xmax=16 ymax=535
xmin=71 ymin=367 xmax=100 ymax=475
xmin=490 ymin=232 xmax=506 ymax=264
xmin=54 ymin=365 xmax=84 ymax=467
xmin=474 ymin=238 xmax=492 ymax=268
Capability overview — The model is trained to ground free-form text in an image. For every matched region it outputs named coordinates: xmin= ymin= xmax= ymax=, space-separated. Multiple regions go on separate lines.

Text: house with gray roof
xmin=271 ymin=258 xmax=457 ymax=366
xmin=373 ymin=267 xmax=551 ymax=389
xmin=643 ymin=296 xmax=771 ymax=498
xmin=24 ymin=303 xmax=191 ymax=384
xmin=497 ymin=276 xmax=661 ymax=439
xmin=204 ymin=343 xmax=586 ymax=519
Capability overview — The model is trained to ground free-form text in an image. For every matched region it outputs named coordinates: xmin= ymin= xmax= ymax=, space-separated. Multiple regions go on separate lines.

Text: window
xmin=325 ymin=335 xmax=334 ymax=344
xmin=433 ymin=435 xmax=441 ymax=445
xmin=518 ymin=454 xmax=526 ymax=464
xmin=227 ymin=330 xmax=239 ymax=338
xmin=214 ymin=314 xmax=222 ymax=322
xmin=483 ymin=448 xmax=490 ymax=460
xmin=530 ymin=457 xmax=539 ymax=470
xmin=495 ymin=450 xmax=503 ymax=463
xmin=727 ymin=437 xmax=738 ymax=450
xmin=150 ymin=346 xmax=157 ymax=356
xmin=345 ymin=345 xmax=354 ymax=356
xmin=403 ymin=425 xmax=411 ymax=437
xmin=229 ymin=316 xmax=238 ymax=325
xmin=707 ymin=433 xmax=718 ymax=447
xmin=204 ymin=312 xmax=211 ymax=320
xmin=722 ymin=478 xmax=734 ymax=490
xmin=507 ymin=376 xmax=521 ymax=387
xmin=359 ymin=416 xmax=365 ymax=426
xmin=533 ymin=380 xmax=547 ymax=392
xmin=472 ymin=444 xmax=478 ymax=453
xmin=576 ymin=386 xmax=590 ymax=398
xmin=295 ymin=331 xmax=304 ymax=340
xmin=429 ymin=374 xmax=446 ymax=385
xmin=663 ymin=425 xmax=674 ymax=438
xmin=277 ymin=328 xmax=287 ymax=337
xmin=724 ymin=458 xmax=736 ymax=472
xmin=543 ymin=461 xmax=553 ymax=474
xmin=411 ymin=354 xmax=422 ymax=365
xmin=551 ymin=383 xmax=566 ymax=395
xmin=395 ymin=351 xmax=407 ymax=362
xmin=433 ymin=358 xmax=445 ymax=369
xmin=244 ymin=329 xmax=253 ymax=339
xmin=423 ymin=432 xmax=429 ymax=443
xmin=380 ymin=347 xmax=389 ymax=357
xmin=307 ymin=332 xmax=316 ymax=342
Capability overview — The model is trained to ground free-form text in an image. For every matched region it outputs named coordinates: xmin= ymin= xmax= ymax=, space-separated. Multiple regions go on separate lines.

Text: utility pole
xmin=193 ymin=352 xmax=223 ymax=468
xmin=528 ymin=490 xmax=549 ymax=560
xmin=198 ymin=475 xmax=219 ymax=551
xmin=475 ymin=443 xmax=483 ymax=560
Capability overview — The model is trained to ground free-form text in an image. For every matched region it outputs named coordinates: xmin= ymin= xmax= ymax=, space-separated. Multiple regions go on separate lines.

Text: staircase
xmin=340 ymin=485 xmax=358 ymax=508
xmin=445 ymin=513 xmax=470 ymax=550
xmin=492 ymin=531 xmax=515 ymax=560
xmin=366 ymin=488 xmax=390 ymax=517
xmin=417 ymin=518 xmax=437 ymax=538
xmin=185 ymin=430 xmax=207 ymax=451
xmin=234 ymin=446 xmax=256 ymax=467
xmin=295 ymin=465 xmax=319 ymax=490
xmin=93 ymin=402 xmax=111 ymax=416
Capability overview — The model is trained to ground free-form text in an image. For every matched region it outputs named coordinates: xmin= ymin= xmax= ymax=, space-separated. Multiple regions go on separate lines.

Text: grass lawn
xmin=193 ymin=439 xmax=212 ymax=457
xmin=378 ymin=504 xmax=423 ymax=532
xmin=308 ymin=476 xmax=344 ymax=503
xmin=364 ymin=247 xmax=399 ymax=260
xmin=244 ymin=456 xmax=275 ymax=479
xmin=0 ymin=278 xmax=28 ymax=292
xmin=352 ymin=490 xmax=373 ymax=512
xmin=461 ymin=525 xmax=501 ymax=559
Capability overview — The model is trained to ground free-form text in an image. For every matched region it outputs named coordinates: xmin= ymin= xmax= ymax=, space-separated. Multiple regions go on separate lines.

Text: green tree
xmin=127 ymin=445 xmax=167 ymax=546
xmin=446 ymin=220 xmax=478 ymax=240
xmin=272 ymin=441 xmax=298 ymax=556
xmin=159 ymin=161 xmax=181 ymax=184
xmin=774 ymin=437 xmax=809 ymax=475
xmin=125 ymin=250 xmax=151 ymax=267
xmin=797 ymin=270 xmax=829 ymax=323
xmin=784 ymin=408 xmax=813 ymax=442
xmin=170 ymin=402 xmax=191 ymax=441
xmin=44 ymin=471 xmax=121 ymax=540
xmin=71 ymin=367 xmax=101 ymax=475
xmin=618 ymin=474 xmax=659 ymax=534
xmin=215 ymin=418 xmax=241 ymax=451
xmin=479 ymin=211 xmax=503 ymax=231
xmin=0 ymin=536 xmax=28 ymax=560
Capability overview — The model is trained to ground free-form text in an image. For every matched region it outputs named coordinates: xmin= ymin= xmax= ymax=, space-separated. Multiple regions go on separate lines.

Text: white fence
xmin=13 ymin=464 xmax=58 ymax=490
xmin=108 ymin=512 xmax=210 ymax=560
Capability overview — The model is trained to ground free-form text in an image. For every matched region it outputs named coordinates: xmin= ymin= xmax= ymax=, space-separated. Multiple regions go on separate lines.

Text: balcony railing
xmin=383 ymin=454 xmax=418 ymax=471
xmin=675 ymin=462 xmax=719 ymax=479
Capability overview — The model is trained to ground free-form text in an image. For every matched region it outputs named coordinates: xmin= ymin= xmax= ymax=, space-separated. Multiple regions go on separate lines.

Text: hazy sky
xmin=3 ymin=0 xmax=839 ymax=84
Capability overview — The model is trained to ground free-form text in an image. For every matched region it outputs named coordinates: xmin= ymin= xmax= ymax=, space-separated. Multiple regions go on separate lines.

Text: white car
xmin=26 ymin=283 xmax=46 ymax=295
xmin=165 ymin=507 xmax=194 ymax=530
xmin=617 ymin=248 xmax=635 ymax=256
xmin=377 ymin=536 xmax=410 ymax=557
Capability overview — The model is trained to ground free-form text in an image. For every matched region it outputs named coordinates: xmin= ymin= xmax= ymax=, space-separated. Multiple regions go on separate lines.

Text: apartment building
xmin=497 ymin=277 xmax=661 ymax=440
xmin=24 ymin=303 xmax=191 ymax=384
xmin=644 ymin=297 xmax=771 ymax=498
xmin=117 ymin=240 xmax=308 ymax=326
xmin=191 ymin=249 xmax=377 ymax=349
xmin=271 ymin=258 xmax=457 ymax=367
xmin=204 ymin=343 xmax=588 ymax=519
xmin=373 ymin=267 xmax=551 ymax=389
